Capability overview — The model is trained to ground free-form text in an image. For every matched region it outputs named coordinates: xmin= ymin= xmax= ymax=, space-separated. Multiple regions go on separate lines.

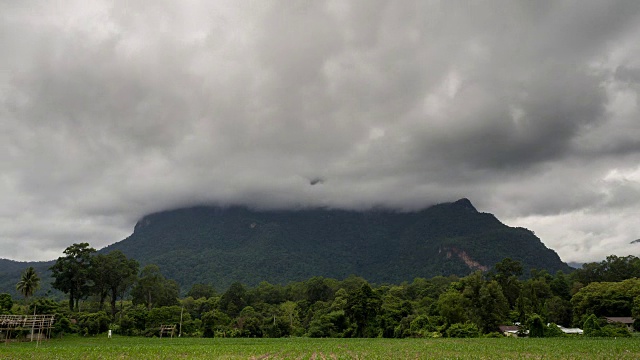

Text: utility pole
xmin=179 ymin=306 xmax=184 ymax=337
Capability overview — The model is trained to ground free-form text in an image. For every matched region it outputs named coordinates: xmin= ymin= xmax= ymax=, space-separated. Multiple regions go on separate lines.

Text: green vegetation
xmin=2 ymin=336 xmax=640 ymax=359
xmin=100 ymin=199 xmax=570 ymax=291
xmin=1 ymin=245 xmax=638 ymax=342
xmin=0 ymin=201 xmax=638 ymax=347
xmin=0 ymin=199 xmax=571 ymax=296
xmin=15 ymin=266 xmax=40 ymax=301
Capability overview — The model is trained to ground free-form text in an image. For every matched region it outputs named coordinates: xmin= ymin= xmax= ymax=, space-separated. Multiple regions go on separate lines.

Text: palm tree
xmin=16 ymin=266 xmax=40 ymax=301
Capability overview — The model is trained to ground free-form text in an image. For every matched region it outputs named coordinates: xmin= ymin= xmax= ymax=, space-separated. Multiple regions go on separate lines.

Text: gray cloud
xmin=1 ymin=1 xmax=640 ymax=263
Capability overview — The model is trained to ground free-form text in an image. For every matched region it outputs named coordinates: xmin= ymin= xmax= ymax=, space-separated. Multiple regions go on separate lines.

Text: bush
xmin=600 ymin=324 xmax=631 ymax=337
xmin=52 ymin=314 xmax=76 ymax=336
xmin=0 ymin=293 xmax=13 ymax=314
xmin=77 ymin=311 xmax=110 ymax=335
xmin=446 ymin=322 xmax=479 ymax=338
xmin=583 ymin=314 xmax=601 ymax=337
xmin=528 ymin=314 xmax=545 ymax=338
xmin=583 ymin=314 xmax=631 ymax=337
xmin=544 ymin=323 xmax=566 ymax=337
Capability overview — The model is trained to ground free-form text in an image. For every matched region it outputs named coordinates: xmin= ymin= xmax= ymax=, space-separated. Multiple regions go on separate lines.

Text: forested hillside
xmin=100 ymin=198 xmax=569 ymax=291
xmin=0 ymin=199 xmax=570 ymax=295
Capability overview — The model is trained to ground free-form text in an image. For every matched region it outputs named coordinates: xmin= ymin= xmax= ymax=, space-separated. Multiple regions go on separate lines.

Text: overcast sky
xmin=2 ymin=1 xmax=640 ymax=263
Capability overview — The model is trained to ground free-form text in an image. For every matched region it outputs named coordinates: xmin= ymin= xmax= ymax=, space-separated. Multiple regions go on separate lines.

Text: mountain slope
xmin=0 ymin=199 xmax=571 ymax=295
xmin=99 ymin=198 xmax=570 ymax=291
xmin=0 ymin=259 xmax=55 ymax=298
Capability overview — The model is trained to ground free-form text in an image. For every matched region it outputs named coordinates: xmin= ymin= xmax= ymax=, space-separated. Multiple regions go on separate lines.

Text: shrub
xmin=544 ymin=323 xmax=566 ymax=337
xmin=600 ymin=323 xmax=631 ymax=337
xmin=446 ymin=322 xmax=479 ymax=338
xmin=77 ymin=311 xmax=110 ymax=335
xmin=583 ymin=314 xmax=601 ymax=337
xmin=528 ymin=314 xmax=545 ymax=338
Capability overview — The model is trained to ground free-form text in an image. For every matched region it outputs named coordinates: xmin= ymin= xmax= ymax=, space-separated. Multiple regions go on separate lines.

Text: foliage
xmin=90 ymin=251 xmax=139 ymax=318
xmin=527 ymin=314 xmax=545 ymax=337
xmin=93 ymin=201 xmax=570 ymax=292
xmin=583 ymin=314 xmax=601 ymax=337
xmin=131 ymin=264 xmax=179 ymax=310
xmin=15 ymin=266 xmax=40 ymax=301
xmin=50 ymin=243 xmax=96 ymax=311
xmin=201 ymin=309 xmax=231 ymax=337
xmin=445 ymin=322 xmax=480 ymax=338
xmin=187 ymin=283 xmax=216 ymax=299
xmin=572 ymin=255 xmax=640 ymax=285
xmin=0 ymin=293 xmax=13 ymax=314
xmin=542 ymin=323 xmax=565 ymax=337
xmin=77 ymin=311 xmax=111 ymax=335
xmin=571 ymin=278 xmax=640 ymax=322
xmin=29 ymin=298 xmax=60 ymax=314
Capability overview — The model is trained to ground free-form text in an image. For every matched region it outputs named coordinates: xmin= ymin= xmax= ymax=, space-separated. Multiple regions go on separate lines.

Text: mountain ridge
xmin=0 ymin=199 xmax=571 ymax=296
xmin=101 ymin=198 xmax=570 ymax=291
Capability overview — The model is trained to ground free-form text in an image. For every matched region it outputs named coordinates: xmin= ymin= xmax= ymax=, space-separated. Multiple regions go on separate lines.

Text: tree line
xmin=3 ymin=243 xmax=639 ymax=339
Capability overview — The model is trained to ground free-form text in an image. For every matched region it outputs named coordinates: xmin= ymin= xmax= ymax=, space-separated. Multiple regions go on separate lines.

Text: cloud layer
xmin=2 ymin=1 xmax=640 ymax=262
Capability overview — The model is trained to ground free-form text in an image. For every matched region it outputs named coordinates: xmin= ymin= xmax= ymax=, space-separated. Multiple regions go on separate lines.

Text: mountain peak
xmin=453 ymin=198 xmax=477 ymax=212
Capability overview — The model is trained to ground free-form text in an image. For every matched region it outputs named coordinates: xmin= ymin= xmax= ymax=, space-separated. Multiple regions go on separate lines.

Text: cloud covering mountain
xmin=1 ymin=1 xmax=640 ymax=262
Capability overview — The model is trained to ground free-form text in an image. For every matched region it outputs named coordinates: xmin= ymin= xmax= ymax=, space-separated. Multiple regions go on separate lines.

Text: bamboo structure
xmin=0 ymin=315 xmax=55 ymax=345
xmin=159 ymin=324 xmax=176 ymax=338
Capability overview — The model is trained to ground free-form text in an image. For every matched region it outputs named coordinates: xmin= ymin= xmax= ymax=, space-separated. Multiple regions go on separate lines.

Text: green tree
xmin=91 ymin=251 xmax=139 ymax=318
xmin=187 ymin=283 xmax=216 ymax=300
xmin=438 ymin=289 xmax=469 ymax=325
xmin=305 ymin=277 xmax=334 ymax=304
xmin=490 ymin=258 xmax=523 ymax=308
xmin=201 ymin=309 xmax=231 ymax=337
xmin=131 ymin=264 xmax=179 ymax=310
xmin=583 ymin=314 xmax=601 ymax=337
xmin=50 ymin=243 xmax=96 ymax=311
xmin=345 ymin=283 xmax=380 ymax=337
xmin=219 ymin=282 xmax=248 ymax=317
xmin=16 ymin=266 xmax=40 ymax=302
xmin=549 ymin=271 xmax=571 ymax=300
xmin=571 ymin=278 xmax=640 ymax=323
xmin=545 ymin=296 xmax=572 ymax=327
xmin=528 ymin=313 xmax=545 ymax=338
xmin=446 ymin=322 xmax=479 ymax=338
xmin=476 ymin=280 xmax=509 ymax=333
xmin=0 ymin=293 xmax=13 ymax=314
xmin=572 ymin=255 xmax=640 ymax=285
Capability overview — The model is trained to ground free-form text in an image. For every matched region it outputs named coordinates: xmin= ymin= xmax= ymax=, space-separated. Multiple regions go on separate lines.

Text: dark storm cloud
xmin=1 ymin=1 xmax=640 ymax=262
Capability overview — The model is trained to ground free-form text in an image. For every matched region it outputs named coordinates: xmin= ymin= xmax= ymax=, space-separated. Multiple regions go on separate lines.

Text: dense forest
xmin=101 ymin=199 xmax=570 ymax=290
xmin=0 ymin=199 xmax=571 ymax=297
xmin=3 ymin=244 xmax=639 ymax=339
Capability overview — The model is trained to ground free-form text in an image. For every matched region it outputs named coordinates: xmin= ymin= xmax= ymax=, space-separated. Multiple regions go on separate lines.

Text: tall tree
xmin=0 ymin=293 xmax=14 ymax=314
xmin=345 ymin=283 xmax=380 ymax=337
xmin=131 ymin=264 xmax=179 ymax=310
xmin=50 ymin=243 xmax=96 ymax=311
xmin=16 ymin=266 xmax=40 ymax=302
xmin=490 ymin=258 xmax=523 ymax=308
xmin=219 ymin=282 xmax=248 ymax=317
xmin=91 ymin=250 xmax=139 ymax=317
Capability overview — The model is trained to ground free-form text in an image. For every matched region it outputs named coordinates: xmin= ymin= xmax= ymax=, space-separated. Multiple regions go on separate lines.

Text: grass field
xmin=1 ymin=336 xmax=639 ymax=359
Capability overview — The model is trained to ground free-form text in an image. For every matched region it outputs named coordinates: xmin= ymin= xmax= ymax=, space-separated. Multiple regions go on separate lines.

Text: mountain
xmin=0 ymin=199 xmax=571 ymax=296
xmin=567 ymin=262 xmax=584 ymax=269
xmin=100 ymin=198 xmax=570 ymax=291
xmin=0 ymin=259 xmax=55 ymax=298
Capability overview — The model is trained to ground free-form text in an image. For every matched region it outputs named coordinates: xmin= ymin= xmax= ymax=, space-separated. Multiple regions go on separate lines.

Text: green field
xmin=1 ymin=336 xmax=640 ymax=359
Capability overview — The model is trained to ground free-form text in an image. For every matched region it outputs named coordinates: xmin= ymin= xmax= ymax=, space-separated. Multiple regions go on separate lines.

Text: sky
xmin=2 ymin=1 xmax=640 ymax=263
